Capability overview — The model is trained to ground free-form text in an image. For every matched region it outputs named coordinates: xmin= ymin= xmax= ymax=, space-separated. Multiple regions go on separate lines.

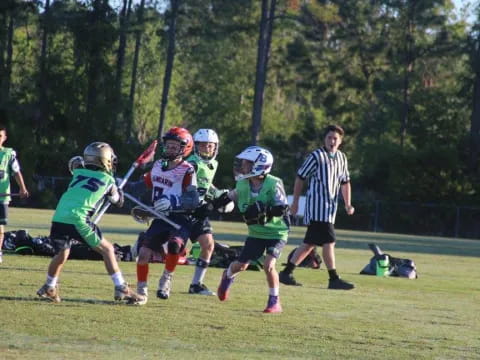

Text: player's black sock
xmin=328 ymin=269 xmax=339 ymax=280
xmin=283 ymin=262 xmax=296 ymax=274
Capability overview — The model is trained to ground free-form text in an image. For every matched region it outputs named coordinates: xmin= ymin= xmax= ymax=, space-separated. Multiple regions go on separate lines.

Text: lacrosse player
xmin=185 ymin=129 xmax=233 ymax=296
xmin=0 ymin=124 xmax=29 ymax=264
xmin=133 ymin=127 xmax=197 ymax=304
xmin=36 ymin=142 xmax=139 ymax=303
xmin=215 ymin=146 xmax=289 ymax=313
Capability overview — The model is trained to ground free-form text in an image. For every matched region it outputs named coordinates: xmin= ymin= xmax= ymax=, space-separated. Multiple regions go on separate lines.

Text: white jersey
xmin=145 ymin=160 xmax=197 ymax=203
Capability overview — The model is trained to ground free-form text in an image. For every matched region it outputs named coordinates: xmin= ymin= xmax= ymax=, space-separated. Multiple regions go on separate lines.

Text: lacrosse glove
xmin=193 ymin=191 xmax=233 ymax=218
xmin=154 ymin=196 xmax=172 ymax=214
xmin=243 ymin=201 xmax=268 ymax=225
xmin=243 ymin=202 xmax=288 ymax=225
xmin=108 ymin=186 xmax=124 ymax=208
xmin=180 ymin=185 xmax=200 ymax=211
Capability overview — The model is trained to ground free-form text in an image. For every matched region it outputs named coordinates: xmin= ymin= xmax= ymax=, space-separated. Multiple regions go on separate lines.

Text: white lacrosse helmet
xmin=193 ymin=129 xmax=219 ymax=161
xmin=234 ymin=146 xmax=273 ymax=180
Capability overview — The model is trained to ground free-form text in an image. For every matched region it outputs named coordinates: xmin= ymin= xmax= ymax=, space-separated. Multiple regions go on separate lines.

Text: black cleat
xmin=328 ymin=278 xmax=355 ymax=290
xmin=279 ymin=271 xmax=303 ymax=286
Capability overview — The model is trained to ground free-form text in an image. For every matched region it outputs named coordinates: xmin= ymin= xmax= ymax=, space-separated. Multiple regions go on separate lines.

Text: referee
xmin=279 ymin=124 xmax=355 ymax=290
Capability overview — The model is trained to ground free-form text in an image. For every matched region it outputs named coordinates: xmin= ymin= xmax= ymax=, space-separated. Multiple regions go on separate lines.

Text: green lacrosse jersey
xmin=52 ymin=168 xmax=116 ymax=224
xmin=236 ymin=175 xmax=289 ymax=241
xmin=186 ymin=154 xmax=218 ymax=200
xmin=0 ymin=147 xmax=15 ymax=204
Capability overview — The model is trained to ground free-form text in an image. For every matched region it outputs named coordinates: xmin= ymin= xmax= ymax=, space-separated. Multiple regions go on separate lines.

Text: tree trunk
xmin=37 ymin=0 xmax=50 ymax=138
xmin=3 ymin=14 xmax=13 ymax=105
xmin=251 ymin=0 xmax=277 ymax=145
xmin=85 ymin=0 xmax=105 ymax=135
xmin=112 ymin=0 xmax=132 ymax=134
xmin=469 ymin=32 xmax=480 ymax=173
xmin=158 ymin=0 xmax=180 ymax=139
xmin=125 ymin=0 xmax=145 ymax=141
xmin=0 ymin=12 xmax=6 ymax=105
xmin=400 ymin=1 xmax=416 ymax=148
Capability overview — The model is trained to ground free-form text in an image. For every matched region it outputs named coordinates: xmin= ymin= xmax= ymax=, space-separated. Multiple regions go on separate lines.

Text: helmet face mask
xmin=162 ymin=139 xmax=183 ymax=160
xmin=193 ymin=129 xmax=219 ymax=162
xmin=83 ymin=142 xmax=117 ymax=174
xmin=161 ymin=127 xmax=193 ymax=161
xmin=234 ymin=146 xmax=273 ymax=181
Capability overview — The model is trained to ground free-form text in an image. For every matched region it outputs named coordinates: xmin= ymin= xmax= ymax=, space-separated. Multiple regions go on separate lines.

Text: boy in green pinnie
xmin=186 ymin=129 xmax=234 ymax=296
xmin=216 ymin=146 xmax=289 ymax=313
xmin=0 ymin=124 xmax=29 ymax=264
xmin=36 ymin=142 xmax=138 ymax=303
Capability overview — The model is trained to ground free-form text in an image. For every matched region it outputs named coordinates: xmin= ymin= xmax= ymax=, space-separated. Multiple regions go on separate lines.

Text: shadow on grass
xmin=0 ymin=295 xmax=122 ymax=305
xmin=0 ymin=264 xmax=109 ymax=276
xmin=214 ymin=229 xmax=480 ymax=258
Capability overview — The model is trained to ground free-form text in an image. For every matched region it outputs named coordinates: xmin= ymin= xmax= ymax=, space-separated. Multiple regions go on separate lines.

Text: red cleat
xmin=263 ymin=295 xmax=282 ymax=313
xmin=217 ymin=270 xmax=234 ymax=301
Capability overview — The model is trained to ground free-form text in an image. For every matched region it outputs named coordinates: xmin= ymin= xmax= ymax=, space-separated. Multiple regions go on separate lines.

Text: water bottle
xmin=190 ymin=243 xmax=201 ymax=259
xmin=376 ymin=254 xmax=390 ymax=277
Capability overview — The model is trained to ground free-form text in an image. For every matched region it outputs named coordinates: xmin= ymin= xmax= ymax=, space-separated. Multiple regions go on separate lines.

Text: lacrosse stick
xmin=124 ymin=192 xmax=180 ymax=230
xmin=0 ymin=193 xmax=20 ymax=197
xmin=93 ymin=140 xmax=158 ymax=224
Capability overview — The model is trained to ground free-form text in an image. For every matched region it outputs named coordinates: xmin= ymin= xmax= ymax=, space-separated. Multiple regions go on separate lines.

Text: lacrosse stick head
xmin=68 ymin=156 xmax=85 ymax=175
xmin=131 ymin=206 xmax=152 ymax=224
xmin=135 ymin=140 xmax=158 ymax=167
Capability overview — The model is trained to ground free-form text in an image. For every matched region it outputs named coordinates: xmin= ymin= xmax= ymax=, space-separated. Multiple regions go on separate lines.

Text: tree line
xmin=1 ymin=0 xmax=479 ymax=209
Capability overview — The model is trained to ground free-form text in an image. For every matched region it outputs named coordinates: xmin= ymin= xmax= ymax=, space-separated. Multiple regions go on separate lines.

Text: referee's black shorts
xmin=303 ymin=221 xmax=336 ymax=246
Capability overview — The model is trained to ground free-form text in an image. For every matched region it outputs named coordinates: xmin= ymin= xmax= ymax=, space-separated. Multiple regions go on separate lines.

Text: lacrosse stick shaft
xmin=124 ymin=192 xmax=180 ymax=230
xmin=0 ymin=193 xmax=20 ymax=197
xmin=93 ymin=140 xmax=158 ymax=224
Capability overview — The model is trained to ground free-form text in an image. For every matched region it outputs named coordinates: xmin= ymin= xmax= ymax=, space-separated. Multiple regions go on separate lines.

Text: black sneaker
xmin=279 ymin=271 xmax=303 ymax=286
xmin=188 ymin=283 xmax=216 ymax=296
xmin=328 ymin=278 xmax=355 ymax=290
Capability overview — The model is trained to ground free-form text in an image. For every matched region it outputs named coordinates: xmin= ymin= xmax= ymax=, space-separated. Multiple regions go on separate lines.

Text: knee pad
xmin=167 ymin=237 xmax=183 ymax=254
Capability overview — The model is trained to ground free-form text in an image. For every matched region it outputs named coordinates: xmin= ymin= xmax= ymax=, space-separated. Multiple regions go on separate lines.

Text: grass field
xmin=0 ymin=208 xmax=479 ymax=359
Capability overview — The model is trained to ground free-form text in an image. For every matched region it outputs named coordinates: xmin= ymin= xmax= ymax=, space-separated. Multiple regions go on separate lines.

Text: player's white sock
xmin=46 ymin=275 xmax=58 ymax=287
xmin=111 ymin=272 xmax=125 ymax=287
xmin=192 ymin=258 xmax=209 ymax=284
xmin=269 ymin=287 xmax=279 ymax=296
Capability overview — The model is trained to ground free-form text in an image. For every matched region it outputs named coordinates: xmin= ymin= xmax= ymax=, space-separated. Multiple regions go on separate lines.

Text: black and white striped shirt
xmin=297 ymin=147 xmax=350 ymax=224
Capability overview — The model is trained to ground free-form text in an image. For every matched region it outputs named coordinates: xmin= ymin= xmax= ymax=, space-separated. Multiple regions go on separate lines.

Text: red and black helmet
xmin=161 ymin=127 xmax=193 ymax=160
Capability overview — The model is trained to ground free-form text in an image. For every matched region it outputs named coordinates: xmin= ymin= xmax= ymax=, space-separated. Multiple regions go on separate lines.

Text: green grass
xmin=1 ymin=207 xmax=479 ymax=359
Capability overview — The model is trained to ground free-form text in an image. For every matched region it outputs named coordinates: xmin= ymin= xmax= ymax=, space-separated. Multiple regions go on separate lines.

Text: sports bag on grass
xmin=360 ymin=243 xmax=417 ymax=279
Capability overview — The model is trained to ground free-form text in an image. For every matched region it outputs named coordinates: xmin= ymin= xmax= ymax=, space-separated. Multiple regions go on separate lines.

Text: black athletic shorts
xmin=50 ymin=221 xmax=101 ymax=251
xmin=189 ymin=217 xmax=213 ymax=242
xmin=237 ymin=237 xmax=286 ymax=263
xmin=303 ymin=221 xmax=336 ymax=246
xmin=0 ymin=204 xmax=8 ymax=225
xmin=143 ymin=214 xmax=191 ymax=252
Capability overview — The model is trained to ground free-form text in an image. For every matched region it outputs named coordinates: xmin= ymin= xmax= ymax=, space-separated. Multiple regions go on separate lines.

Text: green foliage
xmin=0 ymin=0 xmax=478 ymax=210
